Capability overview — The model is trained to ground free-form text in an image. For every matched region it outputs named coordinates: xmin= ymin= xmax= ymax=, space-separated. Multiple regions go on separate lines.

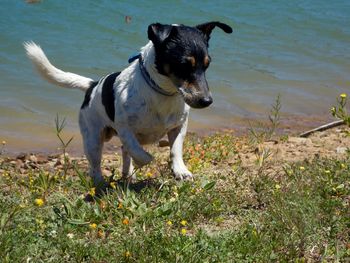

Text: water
xmin=1 ymin=0 xmax=350 ymax=153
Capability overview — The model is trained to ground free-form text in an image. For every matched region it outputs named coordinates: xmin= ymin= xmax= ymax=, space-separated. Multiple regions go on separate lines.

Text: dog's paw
xmin=133 ymin=152 xmax=153 ymax=168
xmin=173 ymin=166 xmax=193 ymax=181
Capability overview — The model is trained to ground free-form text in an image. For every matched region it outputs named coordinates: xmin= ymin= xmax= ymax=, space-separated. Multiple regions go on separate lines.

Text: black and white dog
xmin=24 ymin=21 xmax=232 ymax=193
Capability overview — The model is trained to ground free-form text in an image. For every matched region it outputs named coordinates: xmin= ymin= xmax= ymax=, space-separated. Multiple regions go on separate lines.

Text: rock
xmin=16 ymin=153 xmax=28 ymax=161
xmin=55 ymin=159 xmax=62 ymax=167
xmin=59 ymin=153 xmax=70 ymax=163
xmin=15 ymin=159 xmax=24 ymax=169
xmin=336 ymin=147 xmax=347 ymax=154
xmin=36 ymin=155 xmax=48 ymax=164
xmin=29 ymin=154 xmax=38 ymax=163
xmin=48 ymin=154 xmax=59 ymax=161
xmin=288 ymin=137 xmax=312 ymax=145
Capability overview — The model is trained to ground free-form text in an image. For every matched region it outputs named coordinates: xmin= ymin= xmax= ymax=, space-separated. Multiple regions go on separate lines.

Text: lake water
xmin=1 ymin=0 xmax=349 ymax=153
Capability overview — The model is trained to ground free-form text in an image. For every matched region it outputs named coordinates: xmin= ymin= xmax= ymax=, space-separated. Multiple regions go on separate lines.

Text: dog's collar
xmin=129 ymin=53 xmax=177 ymax=97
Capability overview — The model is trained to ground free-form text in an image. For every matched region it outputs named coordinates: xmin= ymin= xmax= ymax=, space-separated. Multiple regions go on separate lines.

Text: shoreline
xmin=0 ymin=121 xmax=350 ymax=184
xmin=0 ymin=113 xmax=335 ymax=156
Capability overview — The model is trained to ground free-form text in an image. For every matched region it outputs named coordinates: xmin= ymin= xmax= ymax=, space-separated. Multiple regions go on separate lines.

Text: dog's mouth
xmin=178 ymin=87 xmax=213 ymax=109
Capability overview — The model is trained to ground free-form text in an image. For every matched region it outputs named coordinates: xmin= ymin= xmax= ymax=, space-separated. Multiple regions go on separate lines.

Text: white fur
xmin=24 ymin=42 xmax=94 ymax=91
xmin=25 ymin=41 xmax=193 ymax=191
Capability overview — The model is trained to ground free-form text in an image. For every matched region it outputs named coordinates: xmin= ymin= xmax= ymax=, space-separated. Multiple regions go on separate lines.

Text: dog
xmin=24 ymin=21 xmax=232 ymax=193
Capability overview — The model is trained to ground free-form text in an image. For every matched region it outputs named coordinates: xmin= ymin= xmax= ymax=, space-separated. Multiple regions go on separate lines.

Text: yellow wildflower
xmin=124 ymin=251 xmax=132 ymax=258
xmin=341 ymin=163 xmax=346 ymax=169
xmin=340 ymin=93 xmax=347 ymax=99
xmin=122 ymin=218 xmax=129 ymax=225
xmin=324 ymin=170 xmax=331 ymax=174
xmin=275 ymin=184 xmax=281 ymax=190
xmin=166 ymin=220 xmax=173 ymax=226
xmin=117 ymin=202 xmax=123 ymax=209
xmin=180 ymin=220 xmax=187 ymax=226
xmin=89 ymin=187 xmax=96 ymax=196
xmin=181 ymin=228 xmax=187 ymax=235
xmin=146 ymin=171 xmax=153 ymax=178
xmin=299 ymin=166 xmax=305 ymax=171
xmin=110 ymin=182 xmax=116 ymax=189
xmin=89 ymin=223 xmax=97 ymax=230
xmin=34 ymin=198 xmax=44 ymax=207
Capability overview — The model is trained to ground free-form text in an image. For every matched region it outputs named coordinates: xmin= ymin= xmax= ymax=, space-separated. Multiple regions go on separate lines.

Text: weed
xmin=0 ymin=140 xmax=6 ymax=155
xmin=249 ymin=94 xmax=282 ymax=167
xmin=249 ymin=94 xmax=281 ymax=145
xmin=54 ymin=114 xmax=74 ymax=179
xmin=331 ymin=93 xmax=350 ymax=127
xmin=184 ymin=132 xmax=237 ymax=173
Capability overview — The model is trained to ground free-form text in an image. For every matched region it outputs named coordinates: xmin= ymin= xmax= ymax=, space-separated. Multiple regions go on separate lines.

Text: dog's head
xmin=148 ymin=22 xmax=232 ymax=108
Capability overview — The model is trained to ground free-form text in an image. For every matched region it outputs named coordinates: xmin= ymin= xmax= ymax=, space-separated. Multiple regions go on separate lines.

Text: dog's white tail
xmin=24 ymin=41 xmax=94 ymax=91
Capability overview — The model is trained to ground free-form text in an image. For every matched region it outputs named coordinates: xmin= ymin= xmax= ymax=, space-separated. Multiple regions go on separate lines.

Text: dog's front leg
xmin=121 ymin=146 xmax=135 ymax=181
xmin=168 ymin=118 xmax=193 ymax=180
xmin=118 ymin=127 xmax=153 ymax=167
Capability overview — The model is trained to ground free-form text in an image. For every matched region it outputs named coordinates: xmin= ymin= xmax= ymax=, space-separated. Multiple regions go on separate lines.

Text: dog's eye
xmin=204 ymin=56 xmax=211 ymax=68
xmin=179 ymin=61 xmax=194 ymax=72
xmin=185 ymin=56 xmax=196 ymax=68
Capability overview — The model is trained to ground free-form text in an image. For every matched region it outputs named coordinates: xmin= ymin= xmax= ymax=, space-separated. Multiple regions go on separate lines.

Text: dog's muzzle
xmin=198 ymin=96 xmax=213 ymax=108
xmin=178 ymin=87 xmax=213 ymax=109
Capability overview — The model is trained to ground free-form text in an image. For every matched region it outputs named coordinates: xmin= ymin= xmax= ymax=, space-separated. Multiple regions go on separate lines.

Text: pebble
xmin=29 ymin=155 xmax=37 ymax=163
xmin=16 ymin=153 xmax=28 ymax=161
xmin=36 ymin=155 xmax=48 ymax=164
xmin=288 ymin=137 xmax=312 ymax=145
xmin=336 ymin=147 xmax=347 ymax=154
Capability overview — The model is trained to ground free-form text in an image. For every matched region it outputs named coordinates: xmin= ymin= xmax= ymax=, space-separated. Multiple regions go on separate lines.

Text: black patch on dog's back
xmin=81 ymin=81 xmax=98 ymax=109
xmin=102 ymin=72 xmax=120 ymax=122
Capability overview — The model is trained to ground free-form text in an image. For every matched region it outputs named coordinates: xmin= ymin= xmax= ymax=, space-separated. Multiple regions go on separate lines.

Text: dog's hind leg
xmin=79 ymin=114 xmax=107 ymax=194
xmin=167 ymin=118 xmax=193 ymax=180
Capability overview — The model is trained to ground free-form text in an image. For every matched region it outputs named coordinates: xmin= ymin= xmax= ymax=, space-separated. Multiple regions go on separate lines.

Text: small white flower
xmin=67 ymin=233 xmax=74 ymax=239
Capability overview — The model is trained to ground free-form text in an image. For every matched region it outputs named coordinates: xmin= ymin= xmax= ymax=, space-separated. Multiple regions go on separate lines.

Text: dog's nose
xmin=198 ymin=96 xmax=213 ymax=107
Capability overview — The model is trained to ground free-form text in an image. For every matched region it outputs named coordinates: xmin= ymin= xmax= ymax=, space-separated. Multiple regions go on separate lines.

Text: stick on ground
xmin=299 ymin=120 xmax=345 ymax=138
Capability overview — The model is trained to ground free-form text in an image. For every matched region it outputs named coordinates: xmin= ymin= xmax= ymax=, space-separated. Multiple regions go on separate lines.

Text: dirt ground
xmin=236 ymin=125 xmax=350 ymax=169
xmin=1 ymin=124 xmax=349 ymax=177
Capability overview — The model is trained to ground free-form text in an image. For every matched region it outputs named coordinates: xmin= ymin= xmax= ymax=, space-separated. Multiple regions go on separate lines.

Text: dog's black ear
xmin=148 ymin=23 xmax=175 ymax=46
xmin=196 ymin=21 xmax=233 ymax=41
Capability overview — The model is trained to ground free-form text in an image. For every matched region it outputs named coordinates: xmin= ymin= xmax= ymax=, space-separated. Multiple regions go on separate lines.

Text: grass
xmin=0 ymin=131 xmax=349 ymax=262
